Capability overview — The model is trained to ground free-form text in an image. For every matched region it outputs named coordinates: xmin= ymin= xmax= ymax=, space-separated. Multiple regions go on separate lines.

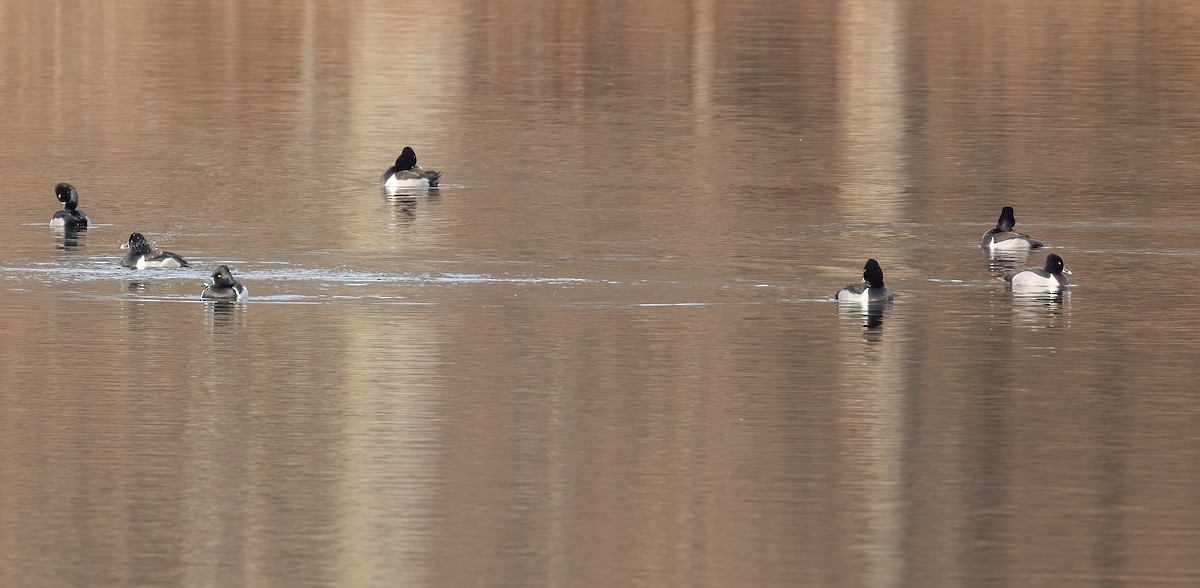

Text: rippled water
xmin=3 ymin=1 xmax=1200 ymax=586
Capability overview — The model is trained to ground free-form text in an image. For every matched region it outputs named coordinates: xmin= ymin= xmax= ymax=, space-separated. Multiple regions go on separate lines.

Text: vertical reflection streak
xmin=838 ymin=0 xmax=905 ymax=223
xmin=691 ymin=0 xmax=716 ymax=133
xmin=836 ymin=1 xmax=909 ymax=587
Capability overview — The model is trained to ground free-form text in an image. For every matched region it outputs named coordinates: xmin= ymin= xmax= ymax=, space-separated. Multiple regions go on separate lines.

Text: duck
xmin=120 ymin=232 xmax=190 ymax=269
xmin=49 ymin=183 xmax=90 ymax=230
xmin=981 ymin=206 xmax=1043 ymax=250
xmin=380 ymin=146 xmax=444 ymax=188
xmin=835 ymin=259 xmax=894 ymax=303
xmin=1007 ymin=253 xmax=1070 ymax=288
xmin=202 ymin=265 xmax=248 ymax=301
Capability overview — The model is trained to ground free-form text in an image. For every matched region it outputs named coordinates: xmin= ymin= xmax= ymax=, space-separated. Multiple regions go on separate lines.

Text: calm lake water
xmin=3 ymin=0 xmax=1200 ymax=586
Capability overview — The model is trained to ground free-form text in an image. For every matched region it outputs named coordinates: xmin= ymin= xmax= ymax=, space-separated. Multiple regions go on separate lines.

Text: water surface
xmin=3 ymin=1 xmax=1200 ymax=586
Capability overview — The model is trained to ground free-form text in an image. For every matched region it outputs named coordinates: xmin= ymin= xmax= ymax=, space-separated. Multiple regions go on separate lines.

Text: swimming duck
xmin=120 ymin=232 xmax=190 ymax=269
xmin=201 ymin=265 xmax=248 ymax=301
xmin=835 ymin=259 xmax=894 ymax=303
xmin=1007 ymin=253 xmax=1070 ymax=288
xmin=981 ymin=206 xmax=1043 ymax=250
xmin=49 ymin=183 xmax=90 ymax=230
xmin=381 ymin=146 xmax=443 ymax=188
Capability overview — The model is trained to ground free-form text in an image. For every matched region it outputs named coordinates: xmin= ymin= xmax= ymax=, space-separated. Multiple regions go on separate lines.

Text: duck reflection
xmin=119 ymin=297 xmax=149 ymax=331
xmin=379 ymin=186 xmax=438 ymax=224
xmin=1010 ymin=287 xmax=1069 ymax=328
xmin=51 ymin=226 xmax=84 ymax=250
xmin=982 ymin=248 xmax=1033 ymax=275
xmin=205 ymin=300 xmax=247 ymax=333
xmin=838 ymin=299 xmax=893 ymax=338
xmin=384 ymin=194 xmax=419 ymax=223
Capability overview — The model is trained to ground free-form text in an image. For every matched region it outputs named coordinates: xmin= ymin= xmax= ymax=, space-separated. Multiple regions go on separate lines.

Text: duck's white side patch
xmin=1010 ymin=271 xmax=1059 ymax=289
xmin=989 ymin=237 xmax=1034 ymax=251
xmin=836 ymin=289 xmax=867 ymax=303
xmin=384 ymin=176 xmax=430 ymax=189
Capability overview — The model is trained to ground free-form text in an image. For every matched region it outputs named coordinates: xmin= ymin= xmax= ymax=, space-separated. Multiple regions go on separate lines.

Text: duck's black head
xmin=55 ymin=183 xmax=79 ymax=210
xmin=863 ymin=258 xmax=886 ymax=288
xmin=127 ymin=232 xmax=151 ymax=255
xmin=996 ymin=206 xmax=1016 ymax=232
xmin=1043 ymin=253 xmax=1066 ymax=275
xmin=211 ymin=265 xmax=238 ymax=288
xmin=394 ymin=146 xmax=418 ymax=171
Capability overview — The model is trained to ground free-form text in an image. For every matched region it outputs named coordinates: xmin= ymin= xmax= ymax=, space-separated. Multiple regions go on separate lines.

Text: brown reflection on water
xmin=422 ymin=305 xmax=849 ymax=587
xmin=837 ymin=0 xmax=906 ymax=225
xmin=4 ymin=0 xmax=1200 ymax=587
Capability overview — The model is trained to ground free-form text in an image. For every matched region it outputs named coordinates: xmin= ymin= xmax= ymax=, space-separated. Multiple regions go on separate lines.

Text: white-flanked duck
xmin=120 ymin=232 xmax=189 ymax=269
xmin=49 ymin=183 xmax=90 ymax=230
xmin=981 ymin=206 xmax=1043 ymax=251
xmin=1007 ymin=253 xmax=1070 ymax=289
xmin=201 ymin=265 xmax=248 ymax=301
xmin=835 ymin=259 xmax=894 ymax=303
xmin=381 ymin=146 xmax=443 ymax=188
